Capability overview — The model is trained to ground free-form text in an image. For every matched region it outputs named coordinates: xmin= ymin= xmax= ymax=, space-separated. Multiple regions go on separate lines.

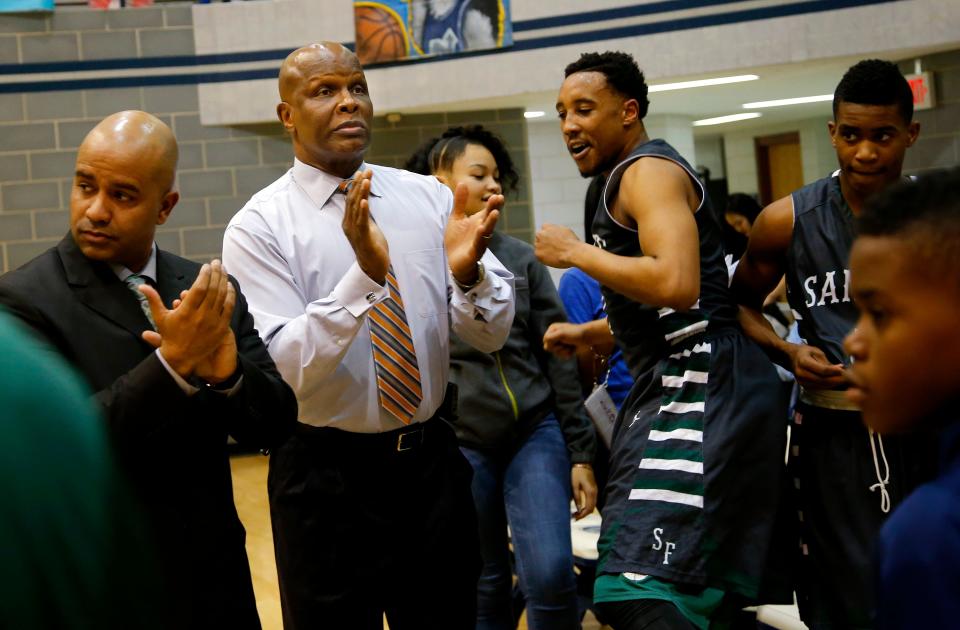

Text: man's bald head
xmin=70 ymin=111 xmax=181 ymax=271
xmin=279 ymin=42 xmax=360 ymax=102
xmin=81 ymin=110 xmax=179 ymax=192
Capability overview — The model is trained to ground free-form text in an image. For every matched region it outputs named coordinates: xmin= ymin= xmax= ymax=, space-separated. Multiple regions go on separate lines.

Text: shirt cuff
xmin=332 ymin=262 xmax=390 ymax=318
xmin=155 ymin=349 xmax=200 ymax=397
xmin=209 ymin=374 xmax=244 ymax=397
xmin=448 ymin=264 xmax=504 ymax=313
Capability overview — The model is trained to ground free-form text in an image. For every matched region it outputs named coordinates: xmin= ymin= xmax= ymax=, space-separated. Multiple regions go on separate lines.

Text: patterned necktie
xmin=336 ymin=178 xmax=353 ymax=195
xmin=124 ymin=274 xmax=157 ymax=330
xmin=335 ymin=178 xmax=423 ymax=424
xmin=369 ymin=268 xmax=423 ymax=423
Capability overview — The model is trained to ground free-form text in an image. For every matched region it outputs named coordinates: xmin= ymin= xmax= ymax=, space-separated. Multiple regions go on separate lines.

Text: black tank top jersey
xmin=591 ymin=139 xmax=737 ymax=378
xmin=784 ymin=173 xmax=858 ymax=366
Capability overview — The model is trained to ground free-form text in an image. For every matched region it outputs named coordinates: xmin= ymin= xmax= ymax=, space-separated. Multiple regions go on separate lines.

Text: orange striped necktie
xmin=335 ymin=178 xmax=423 ymax=424
xmin=369 ymin=267 xmax=423 ymax=424
xmin=336 ymin=178 xmax=354 ymax=195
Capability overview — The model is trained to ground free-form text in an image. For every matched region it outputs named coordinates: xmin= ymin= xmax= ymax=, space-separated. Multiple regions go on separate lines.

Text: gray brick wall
xmin=0 ymin=4 xmax=534 ymax=272
xmin=0 ymin=4 xmax=213 ymax=271
xmin=900 ymin=51 xmax=960 ymax=176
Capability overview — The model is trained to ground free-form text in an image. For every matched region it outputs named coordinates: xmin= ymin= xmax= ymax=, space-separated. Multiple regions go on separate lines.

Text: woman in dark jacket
xmin=407 ymin=125 xmax=598 ymax=630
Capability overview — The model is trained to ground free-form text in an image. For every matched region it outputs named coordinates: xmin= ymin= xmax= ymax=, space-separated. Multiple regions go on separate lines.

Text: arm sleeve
xmin=0 ymin=283 xmax=196 ymax=445
xmin=222 ymin=214 xmax=388 ymax=401
xmin=93 ymin=352 xmax=198 ymax=445
xmin=0 ymin=274 xmax=296 ymax=451
xmin=448 ymin=247 xmax=515 ymax=353
xmin=214 ymin=278 xmax=298 ymax=449
xmin=528 ymin=260 xmax=597 ymax=463
xmin=94 ymin=282 xmax=297 ymax=450
xmin=154 ymin=349 xmax=200 ymax=396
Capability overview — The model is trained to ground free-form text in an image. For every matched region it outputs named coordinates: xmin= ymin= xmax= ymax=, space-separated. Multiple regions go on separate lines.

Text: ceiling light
xmin=742 ymin=94 xmax=833 ymax=108
xmin=649 ymin=74 xmax=759 ymax=93
xmin=524 ymin=111 xmax=545 ymax=119
xmin=693 ymin=112 xmax=763 ymax=126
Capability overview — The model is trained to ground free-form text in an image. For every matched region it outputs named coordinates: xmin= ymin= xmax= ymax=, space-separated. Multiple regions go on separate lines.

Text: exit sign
xmin=906 ymin=72 xmax=935 ymax=111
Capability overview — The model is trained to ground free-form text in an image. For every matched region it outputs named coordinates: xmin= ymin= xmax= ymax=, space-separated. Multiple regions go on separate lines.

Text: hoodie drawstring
xmin=868 ymin=428 xmax=891 ymax=514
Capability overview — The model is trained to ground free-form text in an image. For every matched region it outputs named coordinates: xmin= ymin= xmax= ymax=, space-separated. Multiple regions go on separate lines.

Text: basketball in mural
xmin=354 ymin=4 xmax=408 ymax=64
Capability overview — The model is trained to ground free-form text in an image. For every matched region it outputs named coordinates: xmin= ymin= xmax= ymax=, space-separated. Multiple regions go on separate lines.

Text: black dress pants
xmin=268 ymin=416 xmax=480 ymax=630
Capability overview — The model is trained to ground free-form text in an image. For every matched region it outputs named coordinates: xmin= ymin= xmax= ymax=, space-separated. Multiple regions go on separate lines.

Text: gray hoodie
xmin=448 ymin=232 xmax=596 ymax=463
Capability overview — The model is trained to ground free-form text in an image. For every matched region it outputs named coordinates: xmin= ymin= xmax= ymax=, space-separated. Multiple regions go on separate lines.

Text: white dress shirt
xmin=222 ymin=159 xmax=515 ymax=433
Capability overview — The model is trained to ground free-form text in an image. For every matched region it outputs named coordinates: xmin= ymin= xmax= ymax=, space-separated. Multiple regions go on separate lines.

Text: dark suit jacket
xmin=0 ymin=234 xmax=297 ymax=630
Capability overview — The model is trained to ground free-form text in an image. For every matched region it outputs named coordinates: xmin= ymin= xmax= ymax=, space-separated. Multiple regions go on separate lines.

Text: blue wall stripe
xmin=0 ymin=0 xmax=898 ymax=94
xmin=0 ymin=48 xmax=294 ymax=76
xmin=0 ymin=42 xmax=357 ymax=76
xmin=508 ymin=0 xmax=898 ymax=54
xmin=512 ymin=0 xmax=742 ymax=32
xmin=0 ymin=67 xmax=280 ymax=93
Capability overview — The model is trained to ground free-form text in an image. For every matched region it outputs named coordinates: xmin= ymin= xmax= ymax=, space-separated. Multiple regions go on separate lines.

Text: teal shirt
xmin=0 ymin=310 xmax=160 ymax=629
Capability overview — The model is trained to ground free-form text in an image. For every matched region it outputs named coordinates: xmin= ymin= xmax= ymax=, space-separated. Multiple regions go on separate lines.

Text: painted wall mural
xmin=354 ymin=0 xmax=513 ymax=65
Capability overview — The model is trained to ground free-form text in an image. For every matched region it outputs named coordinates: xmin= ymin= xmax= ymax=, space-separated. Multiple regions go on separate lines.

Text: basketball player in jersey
xmin=536 ymin=51 xmax=791 ymax=629
xmin=410 ymin=0 xmax=498 ymax=55
xmin=731 ymin=59 xmax=936 ymax=629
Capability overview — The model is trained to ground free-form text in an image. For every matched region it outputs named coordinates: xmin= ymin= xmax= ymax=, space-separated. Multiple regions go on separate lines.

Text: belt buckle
xmin=396 ymin=427 xmax=424 ymax=452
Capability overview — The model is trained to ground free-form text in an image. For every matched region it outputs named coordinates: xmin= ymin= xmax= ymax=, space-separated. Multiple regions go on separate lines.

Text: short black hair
xmin=725 ymin=193 xmax=762 ymax=224
xmin=859 ymin=168 xmax=960 ymax=282
xmin=717 ymin=193 xmax=762 ymax=262
xmin=833 ymin=59 xmax=914 ymax=124
xmin=564 ymin=51 xmax=650 ymax=119
xmin=403 ymin=124 xmax=520 ymax=193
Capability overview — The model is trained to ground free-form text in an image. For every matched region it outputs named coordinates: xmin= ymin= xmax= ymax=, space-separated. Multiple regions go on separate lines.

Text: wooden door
xmin=755 ymin=132 xmax=803 ymax=206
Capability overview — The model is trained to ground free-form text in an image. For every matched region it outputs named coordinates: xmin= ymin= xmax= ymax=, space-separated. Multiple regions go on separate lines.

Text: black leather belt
xmin=294 ymin=414 xmax=447 ymax=455
xmin=292 ymin=383 xmax=458 ymax=455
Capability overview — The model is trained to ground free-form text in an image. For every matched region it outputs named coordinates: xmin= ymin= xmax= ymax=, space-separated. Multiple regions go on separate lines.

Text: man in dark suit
xmin=0 ymin=110 xmax=297 ymax=629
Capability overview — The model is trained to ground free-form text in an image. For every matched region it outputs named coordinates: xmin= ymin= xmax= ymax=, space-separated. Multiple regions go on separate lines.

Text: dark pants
xmin=791 ymin=402 xmax=937 ymax=629
xmin=268 ymin=416 xmax=481 ymax=630
xmin=594 ymin=600 xmax=696 ymax=630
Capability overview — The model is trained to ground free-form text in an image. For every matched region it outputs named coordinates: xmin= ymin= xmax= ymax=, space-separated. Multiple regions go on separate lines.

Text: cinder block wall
xmin=899 ymin=50 xmax=960 ymax=175
xmin=0 ymin=5 xmax=534 ymax=274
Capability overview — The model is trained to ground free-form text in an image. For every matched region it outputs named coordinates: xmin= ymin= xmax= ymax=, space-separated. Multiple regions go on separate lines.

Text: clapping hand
xmin=445 ymin=183 xmax=502 ymax=286
xmin=139 ymin=259 xmax=238 ymax=384
xmin=341 ymin=170 xmax=389 ymax=285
